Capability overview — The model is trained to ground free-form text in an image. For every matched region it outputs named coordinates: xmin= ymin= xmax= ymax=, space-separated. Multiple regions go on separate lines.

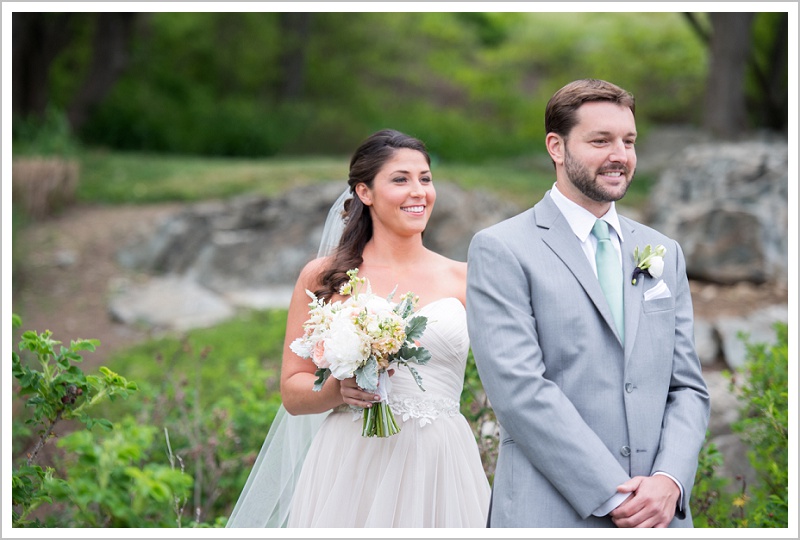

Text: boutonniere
xmin=631 ymin=244 xmax=666 ymax=285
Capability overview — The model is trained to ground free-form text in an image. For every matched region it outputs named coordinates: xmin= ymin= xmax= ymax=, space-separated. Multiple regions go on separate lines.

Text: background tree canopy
xmin=12 ymin=11 xmax=788 ymax=162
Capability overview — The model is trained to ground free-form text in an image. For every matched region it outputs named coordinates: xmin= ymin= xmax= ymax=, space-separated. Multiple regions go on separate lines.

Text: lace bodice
xmin=340 ymin=297 xmax=469 ymax=427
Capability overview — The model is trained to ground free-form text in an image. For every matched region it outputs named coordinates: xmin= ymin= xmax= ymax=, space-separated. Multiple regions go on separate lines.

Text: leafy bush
xmin=11 ymin=314 xmax=140 ymax=527
xmin=95 ymin=310 xmax=288 ymax=523
xmin=115 ymin=344 xmax=282 ymax=524
xmin=47 ymin=418 xmax=193 ymax=527
xmin=691 ymin=322 xmax=789 ymax=527
xmin=11 ymin=312 xmax=283 ymax=527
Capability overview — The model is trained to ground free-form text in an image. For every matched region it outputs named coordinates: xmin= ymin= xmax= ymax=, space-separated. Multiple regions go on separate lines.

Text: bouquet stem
xmin=362 ymin=401 xmax=400 ymax=437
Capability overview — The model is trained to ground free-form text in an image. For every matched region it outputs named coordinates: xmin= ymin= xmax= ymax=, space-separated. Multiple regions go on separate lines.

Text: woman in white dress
xmin=227 ymin=129 xmax=490 ymax=528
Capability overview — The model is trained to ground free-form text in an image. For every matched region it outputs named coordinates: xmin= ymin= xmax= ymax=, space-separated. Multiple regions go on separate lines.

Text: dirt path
xmin=12 ymin=202 xmax=185 ymax=366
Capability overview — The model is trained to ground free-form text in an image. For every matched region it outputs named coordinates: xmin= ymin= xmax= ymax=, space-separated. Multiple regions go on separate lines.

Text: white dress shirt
xmin=548 ymin=184 xmax=685 ymax=518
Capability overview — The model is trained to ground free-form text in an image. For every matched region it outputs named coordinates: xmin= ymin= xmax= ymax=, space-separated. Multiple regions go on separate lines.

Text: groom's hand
xmin=608 ymin=475 xmax=680 ymax=528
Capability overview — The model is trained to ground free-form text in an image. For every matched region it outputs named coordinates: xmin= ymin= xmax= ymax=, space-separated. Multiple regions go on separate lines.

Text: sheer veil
xmin=226 ymin=187 xmax=352 ymax=528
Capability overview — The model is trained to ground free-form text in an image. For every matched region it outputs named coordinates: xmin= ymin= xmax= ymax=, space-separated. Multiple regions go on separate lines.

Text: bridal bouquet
xmin=290 ymin=269 xmax=431 ymax=437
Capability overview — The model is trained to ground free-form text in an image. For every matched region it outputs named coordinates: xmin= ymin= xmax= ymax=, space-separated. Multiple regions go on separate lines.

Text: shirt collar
xmin=549 ymin=183 xmax=624 ymax=243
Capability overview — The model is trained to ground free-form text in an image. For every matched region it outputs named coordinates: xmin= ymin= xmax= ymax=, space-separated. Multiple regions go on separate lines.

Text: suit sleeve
xmin=650 ymin=240 xmax=711 ymax=515
xmin=466 ymin=229 xmax=631 ymax=519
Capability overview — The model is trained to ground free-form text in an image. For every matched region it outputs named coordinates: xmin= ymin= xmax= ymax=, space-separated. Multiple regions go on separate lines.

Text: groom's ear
xmin=546 ymin=133 xmax=565 ymax=166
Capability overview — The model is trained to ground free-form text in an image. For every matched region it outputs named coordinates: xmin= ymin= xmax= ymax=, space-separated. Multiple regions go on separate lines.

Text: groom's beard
xmin=564 ymin=147 xmax=634 ymax=203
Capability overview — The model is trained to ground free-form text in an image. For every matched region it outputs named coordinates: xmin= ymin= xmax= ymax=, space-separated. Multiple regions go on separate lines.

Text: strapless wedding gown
xmin=286 ymin=297 xmax=491 ymax=527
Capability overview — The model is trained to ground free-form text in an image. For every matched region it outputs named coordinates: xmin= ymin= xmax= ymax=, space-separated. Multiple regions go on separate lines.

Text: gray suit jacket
xmin=466 ymin=193 xmax=710 ymax=528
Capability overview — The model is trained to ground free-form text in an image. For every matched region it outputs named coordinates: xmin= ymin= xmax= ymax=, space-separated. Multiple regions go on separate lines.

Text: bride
xmin=226 ymin=129 xmax=490 ymax=528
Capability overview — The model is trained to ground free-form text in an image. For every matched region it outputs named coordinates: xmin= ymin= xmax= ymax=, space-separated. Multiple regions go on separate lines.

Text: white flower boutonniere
xmin=631 ymin=244 xmax=666 ymax=285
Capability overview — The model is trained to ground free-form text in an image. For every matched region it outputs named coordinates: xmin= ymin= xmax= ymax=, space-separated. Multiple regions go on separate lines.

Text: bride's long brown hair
xmin=314 ymin=129 xmax=431 ymax=301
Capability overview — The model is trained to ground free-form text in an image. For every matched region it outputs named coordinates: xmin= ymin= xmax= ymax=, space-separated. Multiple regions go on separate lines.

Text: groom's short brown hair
xmin=545 ymin=79 xmax=635 ymax=138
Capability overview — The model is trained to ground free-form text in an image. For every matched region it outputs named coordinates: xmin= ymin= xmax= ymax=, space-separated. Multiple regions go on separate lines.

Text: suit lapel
xmin=535 ymin=195 xmax=622 ymax=345
xmin=620 ymin=216 xmax=644 ymax=361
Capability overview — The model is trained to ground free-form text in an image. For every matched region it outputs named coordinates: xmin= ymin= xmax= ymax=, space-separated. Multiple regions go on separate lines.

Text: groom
xmin=466 ymin=79 xmax=710 ymax=528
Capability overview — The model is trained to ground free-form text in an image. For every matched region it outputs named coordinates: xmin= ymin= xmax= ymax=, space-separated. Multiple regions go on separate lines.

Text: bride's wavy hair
xmin=315 ymin=129 xmax=431 ymax=301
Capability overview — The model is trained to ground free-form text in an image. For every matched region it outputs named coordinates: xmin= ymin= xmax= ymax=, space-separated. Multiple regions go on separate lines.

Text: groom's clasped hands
xmin=610 ymin=475 xmax=682 ymax=528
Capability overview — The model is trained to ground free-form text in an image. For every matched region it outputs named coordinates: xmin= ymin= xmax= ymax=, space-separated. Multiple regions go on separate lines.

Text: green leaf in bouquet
xmin=398 ymin=343 xmax=431 ymax=366
xmin=312 ymin=368 xmax=331 ymax=392
xmin=355 ymin=356 xmax=379 ymax=392
xmin=405 ymin=365 xmax=426 ymax=392
xmin=404 ymin=316 xmax=428 ymax=342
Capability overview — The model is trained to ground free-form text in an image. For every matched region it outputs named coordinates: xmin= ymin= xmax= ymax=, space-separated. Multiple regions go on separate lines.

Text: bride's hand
xmin=340 ymin=377 xmax=380 ymax=408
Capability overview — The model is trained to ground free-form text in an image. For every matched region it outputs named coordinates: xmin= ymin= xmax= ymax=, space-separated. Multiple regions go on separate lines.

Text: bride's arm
xmin=280 ymin=258 xmax=380 ymax=415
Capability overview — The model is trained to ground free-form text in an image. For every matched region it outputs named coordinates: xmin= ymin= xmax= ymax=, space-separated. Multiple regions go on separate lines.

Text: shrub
xmin=46 ymin=418 xmax=193 ymax=527
xmin=11 ymin=314 xmax=140 ymax=526
xmin=691 ymin=322 xmax=789 ymax=527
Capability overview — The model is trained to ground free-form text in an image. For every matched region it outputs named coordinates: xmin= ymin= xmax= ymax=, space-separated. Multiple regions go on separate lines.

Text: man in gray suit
xmin=466 ymin=79 xmax=710 ymax=528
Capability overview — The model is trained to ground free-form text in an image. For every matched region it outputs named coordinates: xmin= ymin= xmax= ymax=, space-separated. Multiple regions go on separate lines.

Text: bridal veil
xmin=226 ymin=187 xmax=352 ymax=528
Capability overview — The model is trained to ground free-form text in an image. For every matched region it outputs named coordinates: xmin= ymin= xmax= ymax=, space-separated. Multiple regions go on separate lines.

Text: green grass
xmin=76 ymin=148 xmax=653 ymax=211
xmin=98 ymin=309 xmax=288 ymax=418
xmin=77 ymin=150 xmax=349 ymax=203
xmin=104 ymin=309 xmax=286 ymax=392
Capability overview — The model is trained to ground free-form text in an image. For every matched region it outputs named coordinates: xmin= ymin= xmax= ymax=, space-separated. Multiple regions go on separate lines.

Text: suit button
xmin=625 ymin=382 xmax=634 ymax=393
xmin=620 ymin=445 xmax=631 ymax=457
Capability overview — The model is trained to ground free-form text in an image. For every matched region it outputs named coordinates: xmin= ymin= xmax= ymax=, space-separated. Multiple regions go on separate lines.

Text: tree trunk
xmin=12 ymin=13 xmax=75 ymax=119
xmin=702 ymin=13 xmax=756 ymax=139
xmin=277 ymin=13 xmax=312 ymax=101
xmin=67 ymin=13 xmax=138 ymax=132
xmin=762 ymin=12 xmax=788 ymax=131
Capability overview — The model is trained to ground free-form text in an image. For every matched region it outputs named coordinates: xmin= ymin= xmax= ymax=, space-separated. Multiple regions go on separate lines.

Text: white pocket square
xmin=644 ymin=279 xmax=671 ymax=301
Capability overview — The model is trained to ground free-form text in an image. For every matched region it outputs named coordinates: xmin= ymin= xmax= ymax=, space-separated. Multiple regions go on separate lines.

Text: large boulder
xmin=646 ymin=138 xmax=788 ymax=286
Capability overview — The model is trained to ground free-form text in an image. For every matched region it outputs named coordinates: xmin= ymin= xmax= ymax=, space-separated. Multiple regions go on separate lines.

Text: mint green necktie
xmin=592 ymin=219 xmax=624 ymax=343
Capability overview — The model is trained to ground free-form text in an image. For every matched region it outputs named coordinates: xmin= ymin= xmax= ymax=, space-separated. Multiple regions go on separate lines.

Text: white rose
xmin=364 ymin=296 xmax=395 ymax=318
xmin=648 ymin=256 xmax=664 ymax=279
xmin=325 ymin=315 xmax=368 ymax=380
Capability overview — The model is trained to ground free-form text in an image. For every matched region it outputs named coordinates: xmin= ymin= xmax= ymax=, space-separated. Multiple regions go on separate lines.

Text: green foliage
xmin=11 ymin=315 xmax=138 ymax=527
xmin=691 ymin=437 xmax=736 ymax=527
xmin=11 ymin=311 xmax=284 ymax=527
xmin=13 ymin=329 xmax=136 ymax=432
xmin=96 ymin=310 xmax=288 ymax=522
xmin=729 ymin=322 xmax=789 ymax=527
xmin=691 ymin=322 xmax=789 ymax=527
xmin=49 ymin=12 xmax=711 ymax=161
xmin=46 ymin=418 xmax=194 ymax=527
xmin=12 ymin=107 xmax=81 ymax=157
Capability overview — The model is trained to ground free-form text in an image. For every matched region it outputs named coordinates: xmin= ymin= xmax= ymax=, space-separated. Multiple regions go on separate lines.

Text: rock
xmin=224 ymin=286 xmax=296 ymax=310
xmin=715 ymin=304 xmax=788 ymax=371
xmin=704 ymin=370 xmax=739 ymax=437
xmin=693 ymin=317 xmax=720 ymax=368
xmin=647 ymin=138 xmax=788 ymax=286
xmin=108 ymin=275 xmax=235 ymax=332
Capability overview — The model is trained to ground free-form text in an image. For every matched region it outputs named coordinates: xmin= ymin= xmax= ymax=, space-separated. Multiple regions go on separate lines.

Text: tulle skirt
xmin=286 ymin=407 xmax=491 ymax=528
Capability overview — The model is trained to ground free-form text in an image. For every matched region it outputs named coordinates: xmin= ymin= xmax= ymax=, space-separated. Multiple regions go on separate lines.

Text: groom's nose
xmin=607 ymin=140 xmax=632 ymax=165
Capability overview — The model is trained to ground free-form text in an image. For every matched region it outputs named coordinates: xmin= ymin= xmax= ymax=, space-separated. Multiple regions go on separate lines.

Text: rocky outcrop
xmin=110 ymin=181 xmax=521 ymax=329
xmin=646 ymin=137 xmax=788 ymax=286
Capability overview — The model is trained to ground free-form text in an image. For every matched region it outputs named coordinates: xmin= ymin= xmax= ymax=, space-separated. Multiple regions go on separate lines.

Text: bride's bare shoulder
xmin=429 ymin=251 xmax=466 ymax=277
xmin=296 ymin=256 xmax=332 ymax=290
